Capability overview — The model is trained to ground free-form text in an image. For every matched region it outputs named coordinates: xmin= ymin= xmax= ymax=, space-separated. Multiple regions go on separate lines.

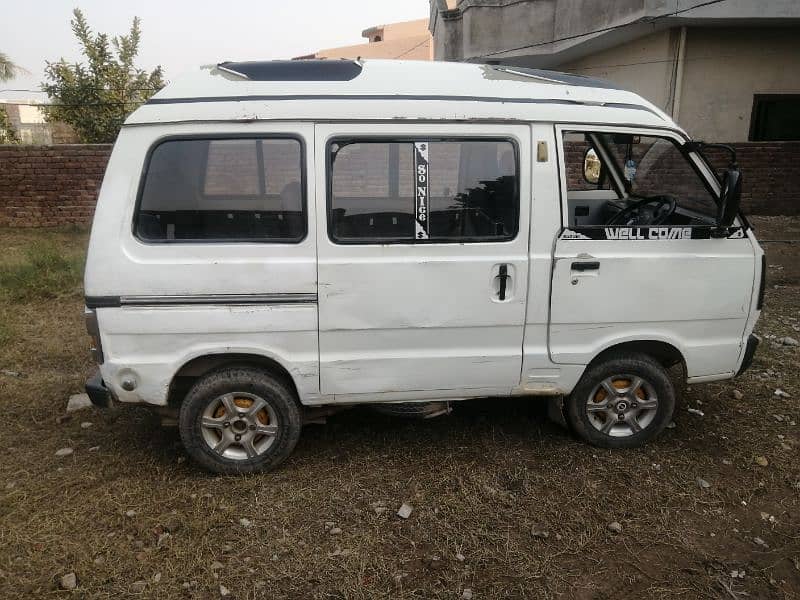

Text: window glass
xmin=562 ymin=131 xmax=718 ymax=228
xmin=136 ymin=138 xmax=304 ymax=242
xmin=330 ymin=139 xmax=518 ymax=243
xmin=750 ymin=95 xmax=800 ymax=141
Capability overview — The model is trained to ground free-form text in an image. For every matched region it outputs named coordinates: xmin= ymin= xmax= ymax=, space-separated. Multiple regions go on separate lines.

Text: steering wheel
xmin=607 ymin=195 xmax=677 ymax=226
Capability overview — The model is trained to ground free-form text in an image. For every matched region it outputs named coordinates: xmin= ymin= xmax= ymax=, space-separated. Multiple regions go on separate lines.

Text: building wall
xmin=0 ymin=142 xmax=796 ymax=228
xmin=680 ymin=27 xmax=800 ymax=141
xmin=303 ymin=19 xmax=431 ymax=61
xmin=559 ymin=29 xmax=678 ymax=116
xmin=0 ymin=102 xmax=80 ymax=145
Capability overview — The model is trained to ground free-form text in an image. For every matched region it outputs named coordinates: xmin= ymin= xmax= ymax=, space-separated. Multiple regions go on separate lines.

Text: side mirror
xmin=583 ymin=147 xmax=600 ymax=185
xmin=718 ymin=166 xmax=742 ymax=227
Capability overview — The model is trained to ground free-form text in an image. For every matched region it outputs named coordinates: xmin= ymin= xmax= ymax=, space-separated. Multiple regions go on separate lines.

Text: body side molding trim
xmin=85 ymin=293 xmax=317 ymax=308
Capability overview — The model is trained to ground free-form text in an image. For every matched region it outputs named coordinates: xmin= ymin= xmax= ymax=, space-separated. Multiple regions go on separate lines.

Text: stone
xmin=80 ymin=422 xmax=93 ymax=429
xmin=666 ymin=421 xmax=676 ymax=429
xmin=239 ymin=517 xmax=252 ymax=528
xmin=687 ymin=408 xmax=705 ymax=417
xmin=60 ymin=572 xmax=77 ymax=590
xmin=397 ymin=502 xmax=414 ymax=519
xmin=531 ymin=527 xmax=549 ymax=539
xmin=220 ymin=584 xmax=231 ymax=596
xmin=774 ymin=389 xmax=791 ymax=398
xmin=131 ymin=580 xmax=147 ymax=592
xmin=778 ymin=336 xmax=799 ymax=346
xmin=329 ymin=527 xmax=342 ymax=535
xmin=455 ymin=552 xmax=465 ymax=562
xmin=608 ymin=521 xmax=623 ymax=534
xmin=125 ymin=510 xmax=137 ymax=518
xmin=55 ymin=415 xmax=72 ymax=425
xmin=697 ymin=477 xmax=711 ymax=489
xmin=152 ymin=572 xmax=161 ymax=584
xmin=732 ymin=389 xmax=744 ymax=400
xmin=1 ymin=369 xmax=21 ymax=378
xmin=462 ymin=589 xmax=473 ymax=600
xmin=55 ymin=447 xmax=73 ymax=458
xmin=66 ymin=393 xmax=92 ymax=413
xmin=93 ymin=557 xmax=104 ymax=565
xmin=755 ymin=456 xmax=769 ymax=467
xmin=211 ymin=561 xmax=224 ymax=571
xmin=753 ymin=537 xmax=769 ymax=549
xmin=89 ymin=446 xmax=100 ymax=452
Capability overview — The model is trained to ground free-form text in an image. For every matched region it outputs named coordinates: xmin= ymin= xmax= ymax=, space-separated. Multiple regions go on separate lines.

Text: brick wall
xmin=0 ymin=144 xmax=112 ymax=227
xmin=0 ymin=141 xmax=797 ymax=228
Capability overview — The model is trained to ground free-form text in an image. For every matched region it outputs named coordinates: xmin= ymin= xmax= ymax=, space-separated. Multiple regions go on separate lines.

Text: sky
xmin=0 ymin=0 xmax=431 ymax=101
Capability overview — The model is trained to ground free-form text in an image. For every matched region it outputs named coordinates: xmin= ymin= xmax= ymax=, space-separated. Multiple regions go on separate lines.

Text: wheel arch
xmin=168 ymin=352 xmax=301 ymax=407
xmin=589 ymin=339 xmax=686 ymax=372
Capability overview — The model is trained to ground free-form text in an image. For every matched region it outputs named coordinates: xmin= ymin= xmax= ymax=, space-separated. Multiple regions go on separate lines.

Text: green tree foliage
xmin=0 ymin=52 xmax=18 ymax=81
xmin=42 ymin=8 xmax=164 ymax=143
xmin=0 ymin=107 xmax=20 ymax=144
xmin=0 ymin=52 xmax=20 ymax=143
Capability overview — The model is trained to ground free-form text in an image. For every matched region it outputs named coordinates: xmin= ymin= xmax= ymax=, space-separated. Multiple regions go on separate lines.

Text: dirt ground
xmin=0 ymin=217 xmax=798 ymax=599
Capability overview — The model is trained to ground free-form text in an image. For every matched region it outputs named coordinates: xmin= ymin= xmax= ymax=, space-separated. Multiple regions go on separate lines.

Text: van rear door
xmin=314 ymin=123 xmax=531 ymax=399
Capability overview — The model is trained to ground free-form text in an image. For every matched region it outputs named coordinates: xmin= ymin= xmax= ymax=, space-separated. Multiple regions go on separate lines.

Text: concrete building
xmin=429 ymin=0 xmax=800 ymax=142
xmin=0 ymin=99 xmax=78 ymax=144
xmin=297 ymin=19 xmax=432 ymax=61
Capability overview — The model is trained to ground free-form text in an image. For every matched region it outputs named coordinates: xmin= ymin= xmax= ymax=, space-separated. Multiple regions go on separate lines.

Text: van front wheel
xmin=179 ymin=367 xmax=302 ymax=474
xmin=565 ymin=353 xmax=676 ymax=449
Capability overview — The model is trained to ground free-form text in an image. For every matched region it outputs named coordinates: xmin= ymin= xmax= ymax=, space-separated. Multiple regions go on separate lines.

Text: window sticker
xmin=560 ymin=226 xmax=745 ymax=240
xmin=414 ymin=141 xmax=429 ymax=240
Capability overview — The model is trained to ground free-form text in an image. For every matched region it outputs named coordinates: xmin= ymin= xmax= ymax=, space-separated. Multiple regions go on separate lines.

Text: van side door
xmin=314 ymin=123 xmax=531 ymax=399
xmin=550 ymin=125 xmax=756 ymax=380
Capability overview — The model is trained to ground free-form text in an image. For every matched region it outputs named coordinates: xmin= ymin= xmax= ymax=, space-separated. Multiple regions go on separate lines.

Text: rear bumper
xmin=736 ymin=334 xmax=760 ymax=377
xmin=85 ymin=370 xmax=112 ymax=408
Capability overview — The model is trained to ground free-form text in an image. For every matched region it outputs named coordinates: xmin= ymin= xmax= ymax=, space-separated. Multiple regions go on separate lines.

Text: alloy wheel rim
xmin=586 ymin=375 xmax=658 ymax=437
xmin=200 ymin=393 xmax=278 ymax=460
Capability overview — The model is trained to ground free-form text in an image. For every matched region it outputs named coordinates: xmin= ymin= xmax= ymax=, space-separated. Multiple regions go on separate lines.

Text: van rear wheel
xmin=179 ymin=367 xmax=302 ymax=474
xmin=564 ymin=353 xmax=675 ymax=449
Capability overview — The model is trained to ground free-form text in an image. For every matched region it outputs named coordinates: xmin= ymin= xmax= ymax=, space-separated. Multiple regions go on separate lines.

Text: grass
xmin=0 ymin=220 xmax=798 ymax=599
xmin=0 ymin=239 xmax=84 ymax=303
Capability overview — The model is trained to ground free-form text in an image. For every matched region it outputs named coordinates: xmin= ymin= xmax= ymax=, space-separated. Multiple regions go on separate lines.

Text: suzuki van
xmin=83 ymin=59 xmax=763 ymax=473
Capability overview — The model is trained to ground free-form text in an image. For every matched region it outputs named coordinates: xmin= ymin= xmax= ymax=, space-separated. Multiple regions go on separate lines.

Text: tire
xmin=179 ymin=367 xmax=302 ymax=474
xmin=564 ymin=353 xmax=676 ymax=449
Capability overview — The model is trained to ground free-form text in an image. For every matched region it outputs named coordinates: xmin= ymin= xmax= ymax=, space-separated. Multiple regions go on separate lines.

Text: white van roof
xmin=126 ymin=59 xmax=677 ymax=131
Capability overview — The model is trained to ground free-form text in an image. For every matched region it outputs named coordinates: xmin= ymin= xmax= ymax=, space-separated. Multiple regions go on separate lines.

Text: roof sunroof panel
xmin=217 ymin=60 xmax=363 ymax=81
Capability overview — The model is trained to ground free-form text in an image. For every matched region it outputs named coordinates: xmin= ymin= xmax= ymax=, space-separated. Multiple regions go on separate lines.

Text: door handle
xmin=571 ymin=261 xmax=600 ymax=271
xmin=497 ymin=264 xmax=510 ymax=300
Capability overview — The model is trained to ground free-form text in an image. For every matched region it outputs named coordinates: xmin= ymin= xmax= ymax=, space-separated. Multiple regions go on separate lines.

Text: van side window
xmin=329 ymin=139 xmax=518 ymax=243
xmin=135 ymin=137 xmax=305 ymax=242
xmin=562 ymin=131 xmax=719 ymax=229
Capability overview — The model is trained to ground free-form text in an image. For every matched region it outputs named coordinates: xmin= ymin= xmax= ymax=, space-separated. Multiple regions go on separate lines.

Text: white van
xmin=84 ymin=60 xmax=764 ymax=473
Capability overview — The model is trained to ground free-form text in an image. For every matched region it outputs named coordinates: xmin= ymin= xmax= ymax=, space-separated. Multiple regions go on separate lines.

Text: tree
xmin=42 ymin=8 xmax=164 ymax=143
xmin=0 ymin=52 xmax=18 ymax=81
xmin=0 ymin=52 xmax=21 ymax=143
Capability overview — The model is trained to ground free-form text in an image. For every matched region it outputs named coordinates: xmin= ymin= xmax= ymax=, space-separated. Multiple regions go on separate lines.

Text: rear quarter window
xmin=135 ymin=137 xmax=305 ymax=242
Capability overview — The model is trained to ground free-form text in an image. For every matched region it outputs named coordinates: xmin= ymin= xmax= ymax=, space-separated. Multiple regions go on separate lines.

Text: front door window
xmin=562 ymin=131 xmax=720 ymax=231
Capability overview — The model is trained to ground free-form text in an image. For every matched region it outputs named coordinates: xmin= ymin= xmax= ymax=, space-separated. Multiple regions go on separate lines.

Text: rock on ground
xmin=60 ymin=572 xmax=77 ymax=590
xmin=608 ymin=521 xmax=623 ymax=533
xmin=397 ymin=502 xmax=414 ymax=519
xmin=66 ymin=393 xmax=92 ymax=413
xmin=55 ymin=447 xmax=73 ymax=458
